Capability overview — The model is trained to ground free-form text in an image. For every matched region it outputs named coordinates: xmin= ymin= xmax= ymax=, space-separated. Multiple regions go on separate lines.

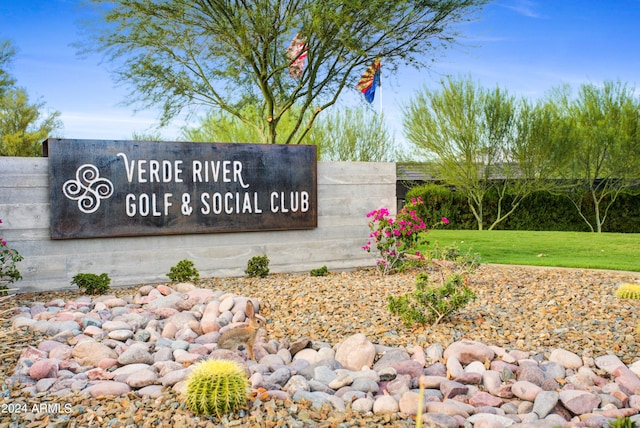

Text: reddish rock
xmin=150 ymin=307 xmax=179 ymax=319
xmin=156 ymin=284 xmax=173 ymax=296
xmin=20 ymin=346 xmax=47 ymax=361
xmin=98 ymin=358 xmax=118 ymax=370
xmin=559 ymin=390 xmax=602 ymax=415
xmin=444 ymin=340 xmax=495 ymax=365
xmin=29 ymin=359 xmax=58 ymax=380
xmin=614 ymin=366 xmax=640 ymax=396
xmin=440 ymin=379 xmax=468 ymax=399
xmin=469 ymin=391 xmax=504 ymax=408
xmin=200 ymin=300 xmax=221 ymax=334
xmin=454 ymin=372 xmax=483 ymax=385
xmin=83 ymin=325 xmax=104 ymax=337
xmin=86 ymin=368 xmax=116 ymax=380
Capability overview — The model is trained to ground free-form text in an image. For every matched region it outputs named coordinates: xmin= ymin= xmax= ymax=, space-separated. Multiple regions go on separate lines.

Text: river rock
xmin=72 ymin=341 xmax=118 ymax=367
xmin=335 ymin=333 xmax=375 ymax=370
xmin=444 ymin=340 xmax=495 ymax=365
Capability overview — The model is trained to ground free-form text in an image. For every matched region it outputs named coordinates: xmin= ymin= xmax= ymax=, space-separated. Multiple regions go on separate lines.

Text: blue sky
xmin=1 ymin=0 xmax=639 ymax=142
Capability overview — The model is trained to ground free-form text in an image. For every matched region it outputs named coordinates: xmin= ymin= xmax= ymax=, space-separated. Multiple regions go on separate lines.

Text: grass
xmin=422 ymin=230 xmax=640 ymax=272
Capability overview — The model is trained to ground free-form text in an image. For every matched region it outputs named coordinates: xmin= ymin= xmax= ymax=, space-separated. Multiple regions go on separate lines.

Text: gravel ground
xmin=1 ymin=264 xmax=639 ymax=427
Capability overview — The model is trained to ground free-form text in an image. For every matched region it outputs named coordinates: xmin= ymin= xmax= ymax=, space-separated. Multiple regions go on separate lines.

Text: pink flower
xmin=1 ymin=240 xmax=6 ymax=246
xmin=442 ymin=217 xmax=450 ymax=225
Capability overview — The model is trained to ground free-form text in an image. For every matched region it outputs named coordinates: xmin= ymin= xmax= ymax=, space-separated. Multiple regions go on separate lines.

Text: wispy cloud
xmin=500 ymin=0 xmax=544 ymax=19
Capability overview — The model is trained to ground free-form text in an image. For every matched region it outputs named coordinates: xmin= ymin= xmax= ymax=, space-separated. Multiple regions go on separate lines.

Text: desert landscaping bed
xmin=1 ymin=264 xmax=639 ymax=427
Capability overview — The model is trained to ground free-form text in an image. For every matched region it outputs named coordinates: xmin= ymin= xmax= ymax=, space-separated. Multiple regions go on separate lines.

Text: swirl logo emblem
xmin=62 ymin=164 xmax=114 ymax=214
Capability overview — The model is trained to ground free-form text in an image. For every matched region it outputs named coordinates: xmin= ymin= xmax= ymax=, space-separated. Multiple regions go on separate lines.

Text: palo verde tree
xmin=183 ymin=105 xmax=395 ymax=161
xmin=80 ymin=0 xmax=486 ymax=144
xmin=403 ymin=76 xmax=559 ymax=230
xmin=551 ymin=81 xmax=640 ymax=232
xmin=304 ymin=107 xmax=396 ymax=161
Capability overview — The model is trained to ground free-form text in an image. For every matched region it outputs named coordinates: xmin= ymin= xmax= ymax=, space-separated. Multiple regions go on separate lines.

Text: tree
xmin=0 ymin=40 xmax=62 ymax=157
xmin=551 ymin=81 xmax=640 ymax=232
xmin=80 ymin=0 xmax=486 ymax=145
xmin=403 ymin=76 xmax=557 ymax=230
xmin=0 ymin=40 xmax=16 ymax=94
xmin=183 ymin=104 xmax=396 ymax=161
xmin=305 ymin=107 xmax=396 ymax=161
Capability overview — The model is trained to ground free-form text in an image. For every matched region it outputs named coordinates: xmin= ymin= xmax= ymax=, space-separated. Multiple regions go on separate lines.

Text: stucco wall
xmin=0 ymin=158 xmax=396 ymax=292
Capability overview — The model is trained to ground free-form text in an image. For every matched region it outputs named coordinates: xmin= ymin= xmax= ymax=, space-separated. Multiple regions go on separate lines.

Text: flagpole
xmin=379 ymin=75 xmax=382 ymax=116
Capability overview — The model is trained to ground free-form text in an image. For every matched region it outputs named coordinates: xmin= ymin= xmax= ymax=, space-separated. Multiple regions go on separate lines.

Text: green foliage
xmin=426 ymin=242 xmax=481 ymax=275
xmin=305 ymin=108 xmax=396 ymax=161
xmin=0 ymin=39 xmax=62 ymax=156
xmin=184 ymin=359 xmax=250 ymax=417
xmin=615 ymin=283 xmax=640 ymax=300
xmin=0 ymin=218 xmax=24 ymax=291
xmin=167 ymin=259 xmax=200 ymax=283
xmin=403 ymin=76 xmax=557 ymax=231
xmin=185 ymin=105 xmax=398 ymax=160
xmin=406 ymin=184 xmax=475 ymax=230
xmin=608 ymin=416 xmax=636 ymax=428
xmin=71 ymin=273 xmax=111 ymax=295
xmin=310 ymin=266 xmax=329 ymax=277
xmin=81 ymin=0 xmax=485 ymax=145
xmin=551 ymin=81 xmax=640 ymax=233
xmin=388 ymin=273 xmax=476 ymax=327
xmin=245 ymin=255 xmax=269 ymax=278
xmin=405 ymin=183 xmax=640 ymax=233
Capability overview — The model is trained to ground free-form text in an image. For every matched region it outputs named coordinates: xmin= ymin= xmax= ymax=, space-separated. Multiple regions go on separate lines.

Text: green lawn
xmin=422 ymin=230 xmax=640 ymax=272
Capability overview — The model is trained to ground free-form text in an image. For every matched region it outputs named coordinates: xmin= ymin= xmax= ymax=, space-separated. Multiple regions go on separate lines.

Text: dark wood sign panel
xmin=45 ymin=139 xmax=317 ymax=239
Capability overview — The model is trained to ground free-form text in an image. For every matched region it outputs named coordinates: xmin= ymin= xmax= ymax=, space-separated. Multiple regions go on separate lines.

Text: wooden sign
xmin=45 ymin=139 xmax=317 ymax=239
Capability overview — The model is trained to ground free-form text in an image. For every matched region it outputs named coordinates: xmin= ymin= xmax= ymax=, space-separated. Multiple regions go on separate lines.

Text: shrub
xmin=71 ymin=273 xmax=111 ymax=295
xmin=167 ymin=259 xmax=200 ymax=283
xmin=245 ymin=255 xmax=269 ymax=278
xmin=184 ymin=359 xmax=250 ymax=417
xmin=362 ymin=198 xmax=429 ymax=275
xmin=425 ymin=242 xmax=481 ymax=275
xmin=0 ymin=218 xmax=24 ymax=292
xmin=310 ymin=265 xmax=329 ymax=277
xmin=387 ymin=273 xmax=476 ymax=327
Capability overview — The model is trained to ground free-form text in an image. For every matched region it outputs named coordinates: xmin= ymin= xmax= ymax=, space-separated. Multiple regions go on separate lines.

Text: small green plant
xmin=310 ymin=265 xmax=329 ymax=277
xmin=71 ymin=273 xmax=111 ymax=295
xmin=184 ymin=359 xmax=250 ymax=417
xmin=608 ymin=416 xmax=636 ymax=428
xmin=245 ymin=255 xmax=269 ymax=278
xmin=427 ymin=242 xmax=481 ymax=274
xmin=167 ymin=259 xmax=200 ymax=283
xmin=387 ymin=273 xmax=476 ymax=327
xmin=615 ymin=283 xmax=640 ymax=300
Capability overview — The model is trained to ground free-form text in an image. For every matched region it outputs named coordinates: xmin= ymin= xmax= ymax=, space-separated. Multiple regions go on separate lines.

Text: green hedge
xmin=405 ymin=183 xmax=640 ymax=232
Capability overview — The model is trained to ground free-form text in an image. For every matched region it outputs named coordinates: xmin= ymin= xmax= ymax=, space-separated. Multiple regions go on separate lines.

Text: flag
xmin=286 ymin=33 xmax=307 ymax=79
xmin=356 ymin=57 xmax=381 ymax=103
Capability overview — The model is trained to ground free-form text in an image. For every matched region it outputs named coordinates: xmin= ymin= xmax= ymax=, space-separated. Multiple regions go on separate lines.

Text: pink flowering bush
xmin=363 ymin=197 xmax=442 ymax=275
xmin=0 ymin=218 xmax=24 ymax=290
